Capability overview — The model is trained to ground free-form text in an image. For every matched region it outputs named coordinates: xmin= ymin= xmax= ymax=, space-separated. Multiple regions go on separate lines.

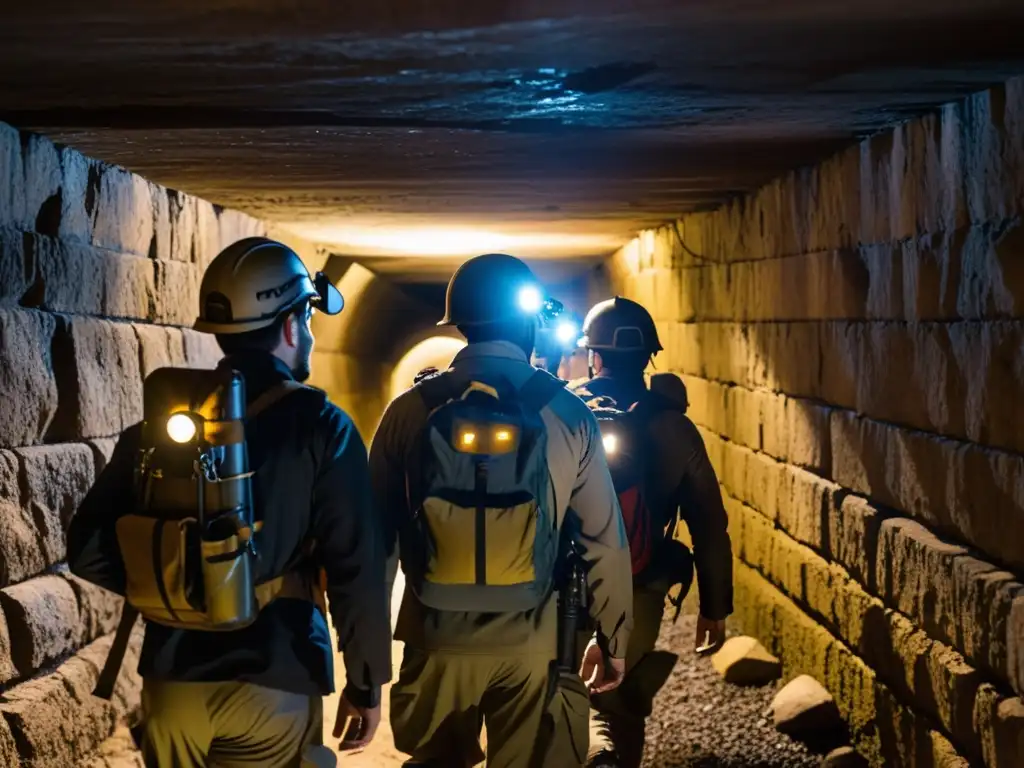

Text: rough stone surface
xmin=0 ymin=574 xmax=80 ymax=676
xmin=62 ymin=571 xmax=123 ymax=645
xmin=58 ymin=144 xmax=100 ymax=243
xmin=0 ymin=227 xmax=31 ymax=306
xmin=49 ymin=317 xmax=142 ymax=440
xmin=17 ymin=442 xmax=95 ymax=544
xmin=153 ymin=259 xmax=201 ymax=326
xmin=28 ymin=235 xmax=156 ymax=319
xmin=1 ymin=628 xmax=143 ymax=768
xmin=0 ymin=309 xmax=58 ymax=447
xmin=830 ymin=409 xmax=1024 ymax=571
xmin=0 ymin=123 xmax=26 ymax=229
xmin=711 ymin=635 xmax=782 ymax=686
xmin=181 ymin=329 xmax=222 ymax=369
xmin=92 ymin=165 xmax=154 ymax=258
xmin=134 ymin=324 xmax=186 ymax=378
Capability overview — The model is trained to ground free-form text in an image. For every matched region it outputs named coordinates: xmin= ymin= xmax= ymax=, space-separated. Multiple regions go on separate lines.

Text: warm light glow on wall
xmin=284 ymin=224 xmax=620 ymax=258
xmin=389 ymin=336 xmax=467 ymax=401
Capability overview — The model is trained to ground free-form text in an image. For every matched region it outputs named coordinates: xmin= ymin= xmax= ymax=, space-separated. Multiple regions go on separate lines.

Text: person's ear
xmin=282 ymin=313 xmax=299 ymax=349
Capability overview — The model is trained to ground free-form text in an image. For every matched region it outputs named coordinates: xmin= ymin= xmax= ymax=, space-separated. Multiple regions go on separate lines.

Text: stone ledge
xmin=24 ymin=234 xmax=157 ymax=320
xmin=1 ymin=625 xmax=143 ymax=768
xmin=712 ymin=423 xmax=1024 ymax=699
xmin=831 ymin=409 xmax=1024 ymax=573
xmin=730 ymin=498 xmax=1009 ymax=761
xmin=0 ymin=575 xmax=81 ymax=677
xmin=732 ymin=561 xmax=973 ymax=768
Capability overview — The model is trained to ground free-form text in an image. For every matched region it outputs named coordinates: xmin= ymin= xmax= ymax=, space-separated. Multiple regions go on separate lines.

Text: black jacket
xmin=571 ymin=371 xmax=734 ymax=621
xmin=67 ymin=351 xmax=392 ymax=707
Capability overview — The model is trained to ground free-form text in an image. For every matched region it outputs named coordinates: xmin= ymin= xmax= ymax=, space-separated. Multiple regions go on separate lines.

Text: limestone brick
xmin=0 ymin=309 xmax=58 ymax=447
xmin=49 ymin=317 xmax=142 ymax=440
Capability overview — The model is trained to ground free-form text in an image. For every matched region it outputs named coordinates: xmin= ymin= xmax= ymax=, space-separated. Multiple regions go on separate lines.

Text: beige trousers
xmin=140 ymin=678 xmax=324 ymax=767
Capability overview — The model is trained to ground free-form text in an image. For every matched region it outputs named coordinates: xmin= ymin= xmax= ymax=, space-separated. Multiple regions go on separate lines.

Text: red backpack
xmin=571 ymin=384 xmax=677 ymax=578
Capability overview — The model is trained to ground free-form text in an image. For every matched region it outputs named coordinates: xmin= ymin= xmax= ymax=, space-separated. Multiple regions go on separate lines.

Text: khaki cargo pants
xmin=140 ymin=678 xmax=325 ymax=767
xmin=391 ymin=647 xmax=590 ymax=768
xmin=585 ymin=583 xmax=672 ymax=767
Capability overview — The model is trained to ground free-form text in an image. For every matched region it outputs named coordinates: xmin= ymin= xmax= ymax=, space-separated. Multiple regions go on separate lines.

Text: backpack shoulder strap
xmin=415 ymin=369 xmax=460 ymax=413
xmin=247 ymin=380 xmax=310 ymax=418
xmin=517 ymin=369 xmax=566 ymax=413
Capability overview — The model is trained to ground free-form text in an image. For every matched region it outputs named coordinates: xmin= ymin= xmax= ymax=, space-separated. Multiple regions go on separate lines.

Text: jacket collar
xmin=451 ymin=340 xmax=530 ymax=366
xmin=220 ymin=350 xmax=295 ymax=402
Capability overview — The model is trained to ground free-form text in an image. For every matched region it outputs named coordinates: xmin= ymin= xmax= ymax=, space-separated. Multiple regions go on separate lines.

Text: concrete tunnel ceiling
xmin=3 ymin=1 xmax=1024 ymax=283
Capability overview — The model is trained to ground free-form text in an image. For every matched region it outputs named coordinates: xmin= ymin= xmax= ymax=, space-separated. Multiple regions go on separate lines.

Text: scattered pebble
xmin=640 ymin=615 xmax=822 ymax=768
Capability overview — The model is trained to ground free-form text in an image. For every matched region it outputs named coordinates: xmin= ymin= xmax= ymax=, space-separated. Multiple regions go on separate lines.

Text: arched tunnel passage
xmin=0 ymin=5 xmax=1023 ymax=768
xmin=388 ymin=335 xmax=467 ymax=401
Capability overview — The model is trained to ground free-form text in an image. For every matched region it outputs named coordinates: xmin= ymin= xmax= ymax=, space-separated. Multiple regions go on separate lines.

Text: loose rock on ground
xmin=641 ymin=614 xmax=824 ymax=767
xmin=710 ymin=635 xmax=782 ymax=686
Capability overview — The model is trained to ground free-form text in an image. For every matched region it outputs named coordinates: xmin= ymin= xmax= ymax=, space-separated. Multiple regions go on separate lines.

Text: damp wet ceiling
xmin=2 ymin=1 xmax=1024 ymax=282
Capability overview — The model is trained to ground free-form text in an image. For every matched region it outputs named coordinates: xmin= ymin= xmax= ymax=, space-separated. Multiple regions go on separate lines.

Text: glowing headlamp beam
xmin=517 ymin=285 xmax=543 ymax=314
xmin=555 ymin=320 xmax=578 ymax=344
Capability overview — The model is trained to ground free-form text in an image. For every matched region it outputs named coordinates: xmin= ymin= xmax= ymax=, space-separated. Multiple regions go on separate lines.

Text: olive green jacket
xmin=369 ymin=340 xmax=634 ymax=658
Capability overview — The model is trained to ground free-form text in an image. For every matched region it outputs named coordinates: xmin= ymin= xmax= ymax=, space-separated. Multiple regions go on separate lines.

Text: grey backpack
xmin=402 ymin=368 xmax=565 ymax=613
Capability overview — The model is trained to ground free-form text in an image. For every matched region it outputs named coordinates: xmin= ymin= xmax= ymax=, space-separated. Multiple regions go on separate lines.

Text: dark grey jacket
xmin=571 ymin=371 xmax=734 ymax=621
xmin=67 ymin=351 xmax=392 ymax=708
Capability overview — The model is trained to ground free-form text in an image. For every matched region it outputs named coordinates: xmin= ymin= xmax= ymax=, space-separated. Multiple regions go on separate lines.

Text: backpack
xmin=571 ymin=377 xmax=687 ymax=581
xmin=95 ymin=362 xmax=324 ymax=698
xmin=402 ymin=367 xmax=566 ymax=613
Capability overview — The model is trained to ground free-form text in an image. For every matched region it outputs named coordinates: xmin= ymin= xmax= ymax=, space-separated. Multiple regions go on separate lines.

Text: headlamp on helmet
xmin=538 ymin=298 xmax=583 ymax=351
xmin=517 ymin=284 xmax=544 ymax=314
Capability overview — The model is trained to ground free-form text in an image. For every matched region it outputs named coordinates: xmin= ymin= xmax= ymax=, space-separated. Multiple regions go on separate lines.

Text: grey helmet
xmin=194 ymin=237 xmax=344 ymax=334
xmin=579 ymin=296 xmax=662 ymax=354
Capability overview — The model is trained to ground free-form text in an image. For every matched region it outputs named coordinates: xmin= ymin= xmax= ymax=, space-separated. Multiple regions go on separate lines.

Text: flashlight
xmin=602 ymin=433 xmax=618 ymax=455
xmin=517 ymin=285 xmax=543 ymax=314
xmin=167 ymin=413 xmax=198 ymax=443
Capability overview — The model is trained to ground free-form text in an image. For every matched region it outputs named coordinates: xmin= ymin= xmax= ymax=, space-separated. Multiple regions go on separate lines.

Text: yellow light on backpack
xmin=495 ymin=430 xmax=511 ymax=442
xmin=167 ymin=413 xmax=197 ymax=444
xmin=602 ymin=433 xmax=618 ymax=455
xmin=461 ymin=431 xmax=477 ymax=446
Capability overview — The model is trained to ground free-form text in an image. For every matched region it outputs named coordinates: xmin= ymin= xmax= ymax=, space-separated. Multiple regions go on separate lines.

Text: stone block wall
xmin=0 ymin=120 xmax=346 ymax=767
xmin=607 ymin=76 xmax=1024 ymax=767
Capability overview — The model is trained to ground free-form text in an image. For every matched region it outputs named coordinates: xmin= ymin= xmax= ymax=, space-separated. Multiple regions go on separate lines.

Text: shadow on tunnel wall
xmin=607 ymin=75 xmax=1024 ymax=767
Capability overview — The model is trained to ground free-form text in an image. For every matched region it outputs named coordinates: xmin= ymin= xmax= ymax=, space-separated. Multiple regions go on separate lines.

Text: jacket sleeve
xmin=668 ymin=414 xmax=734 ymax=621
xmin=567 ymin=406 xmax=634 ymax=659
xmin=66 ymin=425 xmax=141 ymax=594
xmin=312 ymin=405 xmax=392 ymax=709
xmin=367 ymin=393 xmax=423 ymax=623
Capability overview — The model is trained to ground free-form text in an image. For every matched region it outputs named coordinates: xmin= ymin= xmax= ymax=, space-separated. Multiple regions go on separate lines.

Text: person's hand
xmin=579 ymin=639 xmax=626 ymax=694
xmin=695 ymin=615 xmax=726 ymax=655
xmin=333 ymin=693 xmax=381 ymax=752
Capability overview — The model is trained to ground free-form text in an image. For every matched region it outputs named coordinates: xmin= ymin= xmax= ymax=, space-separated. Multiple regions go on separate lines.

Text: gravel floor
xmin=641 ymin=614 xmax=823 ymax=768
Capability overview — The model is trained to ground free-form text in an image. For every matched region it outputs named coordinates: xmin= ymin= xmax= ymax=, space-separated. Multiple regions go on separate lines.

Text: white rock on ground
xmin=771 ymin=675 xmax=843 ymax=737
xmin=711 ymin=635 xmax=782 ymax=685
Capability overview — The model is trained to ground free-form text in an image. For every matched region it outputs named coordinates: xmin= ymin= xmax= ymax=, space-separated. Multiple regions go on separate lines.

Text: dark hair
xmin=595 ymin=348 xmax=651 ymax=373
xmin=214 ymin=303 xmax=304 ymax=356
